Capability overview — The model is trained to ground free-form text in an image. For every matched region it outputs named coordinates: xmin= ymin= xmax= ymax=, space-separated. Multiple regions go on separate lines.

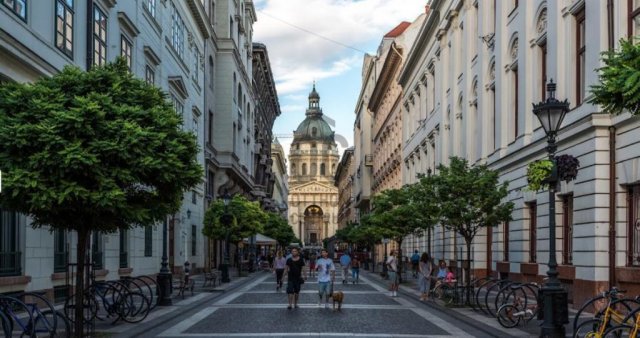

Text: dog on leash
xmin=330 ymin=291 xmax=344 ymax=311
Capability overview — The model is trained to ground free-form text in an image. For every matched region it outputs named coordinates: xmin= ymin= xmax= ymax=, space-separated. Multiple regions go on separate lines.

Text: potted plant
xmin=526 ymin=159 xmax=554 ymax=191
xmin=554 ymin=154 xmax=580 ymax=182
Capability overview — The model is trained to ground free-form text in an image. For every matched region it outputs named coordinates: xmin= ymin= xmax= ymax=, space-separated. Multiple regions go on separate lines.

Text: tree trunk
xmin=465 ymin=238 xmax=472 ymax=306
xmin=74 ymin=228 xmax=89 ymax=337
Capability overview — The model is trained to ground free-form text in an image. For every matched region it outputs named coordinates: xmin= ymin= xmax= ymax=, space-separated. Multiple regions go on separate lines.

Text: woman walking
xmin=418 ymin=253 xmax=433 ymax=301
xmin=386 ymin=250 xmax=399 ymax=297
xmin=351 ymin=256 xmax=360 ymax=284
xmin=273 ymin=250 xmax=286 ymax=291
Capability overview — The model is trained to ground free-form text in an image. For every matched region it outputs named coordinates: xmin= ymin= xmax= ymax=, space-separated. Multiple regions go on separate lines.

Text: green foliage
xmin=336 ymin=221 xmax=383 ymax=247
xmin=589 ymin=39 xmax=640 ymax=115
xmin=0 ymin=58 xmax=202 ymax=232
xmin=433 ymin=157 xmax=513 ymax=243
xmin=555 ymin=154 xmax=580 ymax=182
xmin=202 ymin=195 xmax=266 ymax=244
xmin=263 ymin=212 xmax=297 ymax=247
xmin=526 ymin=159 xmax=554 ymax=191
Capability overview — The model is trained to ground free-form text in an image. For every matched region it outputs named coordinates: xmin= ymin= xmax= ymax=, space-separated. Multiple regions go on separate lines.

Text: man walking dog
xmin=315 ymin=249 xmax=335 ymax=308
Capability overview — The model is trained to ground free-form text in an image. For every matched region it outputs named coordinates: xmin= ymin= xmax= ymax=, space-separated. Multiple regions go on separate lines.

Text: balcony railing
xmin=0 ymin=251 xmax=22 ymax=277
xmin=54 ymin=251 xmax=67 ymax=273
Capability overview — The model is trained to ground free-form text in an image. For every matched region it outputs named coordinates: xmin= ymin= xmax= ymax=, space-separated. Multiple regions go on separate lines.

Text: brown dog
xmin=330 ymin=291 xmax=344 ymax=311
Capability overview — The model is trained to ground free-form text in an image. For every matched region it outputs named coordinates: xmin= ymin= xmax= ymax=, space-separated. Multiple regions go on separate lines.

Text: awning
xmin=243 ymin=233 xmax=277 ymax=245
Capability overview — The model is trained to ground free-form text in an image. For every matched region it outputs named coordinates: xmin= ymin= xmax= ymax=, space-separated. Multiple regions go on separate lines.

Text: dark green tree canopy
xmin=0 ymin=59 xmax=202 ymax=232
xmin=589 ymin=39 xmax=640 ymax=115
xmin=202 ymin=195 xmax=266 ymax=243
xmin=263 ymin=211 xmax=297 ymax=247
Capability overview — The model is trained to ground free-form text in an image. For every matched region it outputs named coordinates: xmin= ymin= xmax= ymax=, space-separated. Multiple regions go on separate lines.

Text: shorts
xmin=388 ymin=271 xmax=397 ymax=283
xmin=318 ymin=281 xmax=330 ymax=297
xmin=287 ymin=279 xmax=302 ymax=294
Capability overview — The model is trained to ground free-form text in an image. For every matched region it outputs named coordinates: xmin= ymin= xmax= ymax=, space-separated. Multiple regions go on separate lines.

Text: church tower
xmin=288 ymin=85 xmax=340 ymax=246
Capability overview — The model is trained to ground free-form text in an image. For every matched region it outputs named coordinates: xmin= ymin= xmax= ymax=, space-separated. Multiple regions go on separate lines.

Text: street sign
xmin=382 ymin=238 xmax=389 ymax=244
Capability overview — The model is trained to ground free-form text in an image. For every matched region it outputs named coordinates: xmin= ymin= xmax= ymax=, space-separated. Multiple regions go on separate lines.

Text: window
xmin=92 ymin=232 xmax=103 ymax=270
xmin=302 ymin=163 xmax=307 ymax=175
xmin=503 ymin=221 xmax=509 ymax=261
xmin=120 ymin=35 xmax=133 ymax=70
xmin=193 ymin=117 xmax=198 ymax=137
xmin=540 ymin=43 xmax=547 ymax=101
xmin=229 ymin=16 xmax=233 ymax=39
xmin=171 ymin=3 xmax=185 ymax=59
xmin=320 ymin=163 xmax=326 ymax=176
xmin=192 ymin=190 xmax=197 ymax=204
xmin=514 ymin=67 xmax=518 ymax=140
xmin=119 ymin=229 xmax=128 ymax=268
xmin=144 ymin=226 xmax=153 ymax=257
xmin=311 ymin=143 xmax=316 ymax=148
xmin=0 ymin=210 xmax=21 ymax=276
xmin=2 ymin=0 xmax=26 ymax=20
xmin=628 ymin=185 xmax=640 ymax=266
xmin=55 ymin=0 xmax=74 ymax=58
xmin=312 ymin=127 xmax=317 ymax=137
xmin=629 ymin=0 xmax=640 ymax=36
xmin=528 ymin=202 xmax=537 ymax=263
xmin=54 ymin=229 xmax=67 ymax=273
xmin=207 ymin=110 xmax=213 ymax=145
xmin=208 ymin=57 xmax=214 ymax=90
xmin=291 ymin=163 xmax=296 ymax=175
xmin=171 ymin=94 xmax=184 ymax=114
xmin=145 ymin=0 xmax=156 ymax=18
xmin=191 ymin=225 xmax=197 ymax=256
xmin=192 ymin=48 xmax=200 ymax=84
xmin=576 ymin=8 xmax=586 ymax=105
xmin=209 ymin=1 xmax=215 ymax=25
xmin=93 ymin=6 xmax=107 ymax=67
xmin=562 ymin=194 xmax=574 ymax=265
xmin=206 ymin=171 xmax=214 ymax=198
xmin=145 ymin=65 xmax=155 ymax=84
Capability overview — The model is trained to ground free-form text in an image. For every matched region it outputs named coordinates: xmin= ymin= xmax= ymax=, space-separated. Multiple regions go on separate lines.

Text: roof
xmin=384 ymin=21 xmax=411 ymax=38
xmin=293 ymin=115 xmax=335 ymax=143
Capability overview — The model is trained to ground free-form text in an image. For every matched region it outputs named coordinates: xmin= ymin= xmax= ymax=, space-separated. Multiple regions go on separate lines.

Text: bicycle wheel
xmin=137 ymin=275 xmax=159 ymax=310
xmin=574 ymin=295 xmax=607 ymax=332
xmin=20 ymin=292 xmax=58 ymax=337
xmin=574 ymin=319 xmax=607 ymax=338
xmin=474 ymin=278 xmax=497 ymax=314
xmin=0 ymin=310 xmax=10 ymax=338
xmin=35 ymin=310 xmax=70 ymax=338
xmin=64 ymin=291 xmax=99 ymax=323
xmin=116 ymin=292 xmax=150 ymax=324
xmin=602 ymin=324 xmax=636 ymax=337
xmin=496 ymin=304 xmax=521 ymax=328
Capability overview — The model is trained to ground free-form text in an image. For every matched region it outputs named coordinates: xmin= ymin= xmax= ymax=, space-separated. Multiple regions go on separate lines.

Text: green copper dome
xmin=292 ymin=85 xmax=335 ymax=143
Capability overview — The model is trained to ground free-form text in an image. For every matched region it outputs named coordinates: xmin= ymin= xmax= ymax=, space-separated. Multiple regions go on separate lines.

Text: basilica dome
xmin=292 ymin=85 xmax=335 ymax=143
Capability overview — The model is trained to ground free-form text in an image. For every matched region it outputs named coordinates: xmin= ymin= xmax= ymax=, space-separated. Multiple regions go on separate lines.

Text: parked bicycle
xmin=0 ymin=292 xmax=70 ymax=338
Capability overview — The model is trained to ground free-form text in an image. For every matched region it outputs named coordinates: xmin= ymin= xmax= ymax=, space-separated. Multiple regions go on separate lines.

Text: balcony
xmin=0 ymin=251 xmax=21 ymax=277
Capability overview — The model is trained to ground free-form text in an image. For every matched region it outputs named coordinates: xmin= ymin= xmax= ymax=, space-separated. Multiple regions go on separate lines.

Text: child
xmin=444 ymin=267 xmax=456 ymax=283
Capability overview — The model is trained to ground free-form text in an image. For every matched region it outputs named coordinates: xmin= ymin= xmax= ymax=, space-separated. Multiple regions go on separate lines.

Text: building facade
xmin=0 ymin=0 xmax=211 ymax=297
xmin=334 ymin=147 xmax=356 ymax=229
xmin=287 ymin=86 xmax=339 ymax=246
xmin=392 ymin=0 xmax=640 ymax=308
xmin=270 ymin=139 xmax=289 ymax=219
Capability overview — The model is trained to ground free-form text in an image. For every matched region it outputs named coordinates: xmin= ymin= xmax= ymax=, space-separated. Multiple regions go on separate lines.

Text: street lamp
xmin=532 ymin=79 xmax=570 ymax=337
xmin=382 ymin=238 xmax=390 ymax=276
xmin=157 ymin=217 xmax=172 ymax=306
xmin=219 ymin=191 xmax=233 ymax=283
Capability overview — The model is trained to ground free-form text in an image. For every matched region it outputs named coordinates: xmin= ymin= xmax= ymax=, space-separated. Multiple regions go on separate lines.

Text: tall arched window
xmin=233 ymin=73 xmax=237 ymax=103
xmin=320 ymin=163 xmax=326 ymax=175
xmin=302 ymin=163 xmax=307 ymax=175
xmin=509 ymin=36 xmax=519 ymax=141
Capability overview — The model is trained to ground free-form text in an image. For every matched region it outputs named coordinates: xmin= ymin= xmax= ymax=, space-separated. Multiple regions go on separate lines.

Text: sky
xmin=253 ymin=0 xmax=429 ymax=163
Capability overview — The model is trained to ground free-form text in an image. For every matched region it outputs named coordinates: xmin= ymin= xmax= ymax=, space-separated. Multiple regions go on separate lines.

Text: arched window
xmin=302 ymin=163 xmax=307 ymax=175
xmin=291 ymin=163 xmax=296 ymax=175
xmin=233 ymin=73 xmax=237 ymax=103
xmin=209 ymin=57 xmax=214 ymax=90
xmin=320 ymin=163 xmax=326 ymax=175
xmin=311 ymin=163 xmax=317 ymax=176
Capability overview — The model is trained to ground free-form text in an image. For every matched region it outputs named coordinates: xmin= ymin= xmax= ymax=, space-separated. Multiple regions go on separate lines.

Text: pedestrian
xmin=339 ymin=252 xmax=351 ymax=284
xmin=285 ymin=247 xmax=305 ymax=309
xmin=351 ymin=256 xmax=360 ymax=284
xmin=273 ymin=250 xmax=286 ymax=291
xmin=411 ymin=250 xmax=420 ymax=278
xmin=436 ymin=260 xmax=447 ymax=280
xmin=308 ymin=252 xmax=317 ymax=278
xmin=267 ymin=252 xmax=274 ymax=269
xmin=315 ymin=249 xmax=335 ymax=308
xmin=386 ymin=250 xmax=399 ymax=297
xmin=418 ymin=253 xmax=432 ymax=301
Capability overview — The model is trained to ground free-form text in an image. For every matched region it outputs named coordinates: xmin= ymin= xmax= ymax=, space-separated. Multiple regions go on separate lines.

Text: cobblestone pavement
xmin=108 ymin=266 xmax=536 ymax=338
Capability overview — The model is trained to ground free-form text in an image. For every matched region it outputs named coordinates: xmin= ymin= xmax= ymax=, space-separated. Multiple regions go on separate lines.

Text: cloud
xmin=254 ymin=0 xmax=427 ymax=95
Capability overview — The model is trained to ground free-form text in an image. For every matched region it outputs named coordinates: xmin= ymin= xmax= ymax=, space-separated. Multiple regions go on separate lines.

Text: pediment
xmin=290 ymin=182 xmax=337 ymax=194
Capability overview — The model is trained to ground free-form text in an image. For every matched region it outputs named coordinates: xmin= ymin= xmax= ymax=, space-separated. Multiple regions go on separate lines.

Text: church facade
xmin=288 ymin=86 xmax=339 ymax=246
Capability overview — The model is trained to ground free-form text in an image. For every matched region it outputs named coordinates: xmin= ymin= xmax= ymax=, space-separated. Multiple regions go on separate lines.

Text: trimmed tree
xmin=432 ymin=157 xmax=513 ymax=304
xmin=362 ymin=185 xmax=431 ymax=283
xmin=202 ymin=195 xmax=266 ymax=274
xmin=0 ymin=59 xmax=202 ymax=336
xmin=589 ymin=38 xmax=640 ymax=115
xmin=263 ymin=211 xmax=297 ymax=250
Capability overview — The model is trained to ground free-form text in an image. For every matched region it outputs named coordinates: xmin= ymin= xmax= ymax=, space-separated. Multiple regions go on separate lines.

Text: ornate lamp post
xmin=220 ymin=191 xmax=232 ymax=283
xmin=532 ymin=80 xmax=570 ymax=337
xmin=157 ymin=217 xmax=172 ymax=306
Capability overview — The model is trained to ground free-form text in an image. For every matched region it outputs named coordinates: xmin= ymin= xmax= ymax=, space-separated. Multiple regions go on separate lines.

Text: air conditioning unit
xmin=364 ymin=154 xmax=373 ymax=167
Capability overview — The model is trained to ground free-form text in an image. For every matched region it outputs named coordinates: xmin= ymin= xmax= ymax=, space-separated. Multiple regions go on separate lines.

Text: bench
xmin=173 ymin=275 xmax=195 ymax=298
xmin=203 ymin=270 xmax=219 ymax=288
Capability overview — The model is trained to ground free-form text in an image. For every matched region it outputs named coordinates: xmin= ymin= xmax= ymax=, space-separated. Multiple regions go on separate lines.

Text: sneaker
xmin=287 ymin=305 xmax=292 ymax=310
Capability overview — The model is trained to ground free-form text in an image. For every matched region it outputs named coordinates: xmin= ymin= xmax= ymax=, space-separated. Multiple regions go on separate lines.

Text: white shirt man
xmin=315 ymin=249 xmax=335 ymax=308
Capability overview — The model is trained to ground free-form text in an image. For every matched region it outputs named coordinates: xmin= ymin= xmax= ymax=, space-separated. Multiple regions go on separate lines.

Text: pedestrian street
xmin=151 ymin=267 xmax=499 ymax=338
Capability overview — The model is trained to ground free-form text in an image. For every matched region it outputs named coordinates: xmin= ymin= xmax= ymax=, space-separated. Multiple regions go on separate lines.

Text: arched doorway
xmin=304 ymin=205 xmax=323 ymax=246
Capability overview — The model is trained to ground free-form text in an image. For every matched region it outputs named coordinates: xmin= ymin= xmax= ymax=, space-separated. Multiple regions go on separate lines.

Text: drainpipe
xmin=607 ymin=0 xmax=616 ymax=288
xmin=86 ymin=2 xmax=93 ymax=70
xmin=609 ymin=126 xmax=617 ymax=287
